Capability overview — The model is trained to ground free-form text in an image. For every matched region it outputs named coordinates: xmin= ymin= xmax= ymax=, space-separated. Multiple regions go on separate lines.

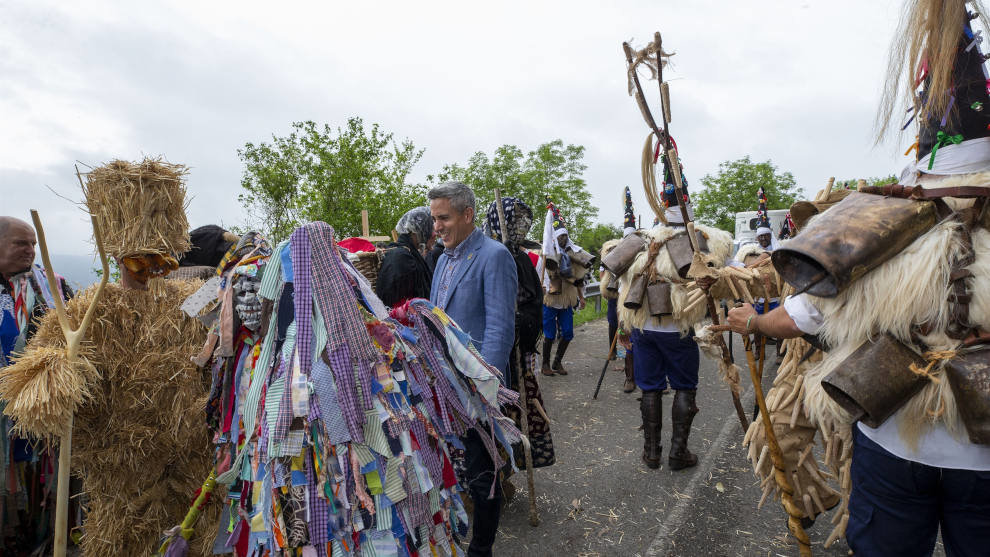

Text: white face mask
xmin=234 ymin=275 xmax=263 ymax=330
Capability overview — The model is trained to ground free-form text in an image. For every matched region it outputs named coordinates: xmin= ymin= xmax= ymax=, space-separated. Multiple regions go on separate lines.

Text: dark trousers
xmin=607 ymin=298 xmax=618 ymax=351
xmin=847 ymin=426 xmax=990 ymax=556
xmin=630 ymin=329 xmax=699 ymax=391
xmin=462 ymin=427 xmax=502 ymax=557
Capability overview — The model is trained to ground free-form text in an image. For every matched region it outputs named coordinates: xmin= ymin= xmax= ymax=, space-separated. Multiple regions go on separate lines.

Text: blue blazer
xmin=431 ymin=229 xmax=518 ymax=374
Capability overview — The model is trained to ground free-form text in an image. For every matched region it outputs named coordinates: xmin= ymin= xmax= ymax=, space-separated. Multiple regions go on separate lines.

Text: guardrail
xmin=585 ymin=281 xmax=602 ymax=311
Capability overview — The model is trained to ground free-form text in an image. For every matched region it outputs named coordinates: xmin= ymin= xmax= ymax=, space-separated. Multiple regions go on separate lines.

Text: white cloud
xmin=1 ymin=0 xmax=913 ymax=256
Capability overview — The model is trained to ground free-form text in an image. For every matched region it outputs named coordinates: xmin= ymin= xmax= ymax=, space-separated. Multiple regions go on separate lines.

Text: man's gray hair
xmin=428 ymin=181 xmax=475 ymax=213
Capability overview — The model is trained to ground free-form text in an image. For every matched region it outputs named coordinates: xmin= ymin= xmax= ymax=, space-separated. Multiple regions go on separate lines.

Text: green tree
xmin=237 ymin=118 xmax=425 ymax=243
xmin=693 ymin=156 xmax=800 ymax=233
xmin=430 ymin=140 xmax=598 ymax=241
xmin=573 ymin=222 xmax=622 ymax=278
xmin=832 ymin=175 xmax=898 ymax=190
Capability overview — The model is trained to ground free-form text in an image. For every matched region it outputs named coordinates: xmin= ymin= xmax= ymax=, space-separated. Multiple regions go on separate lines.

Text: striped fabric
xmin=306 ymin=222 xmax=376 ymax=361
xmin=290 ymin=227 xmax=313 ymax=418
xmin=306 ymin=450 xmax=329 ymax=546
xmin=325 ymin=344 xmax=365 ymax=444
xmin=310 ymin=356 xmax=351 ymax=445
xmin=363 ymin=409 xmax=392 ymax=457
xmin=383 ymin=457 xmax=407 ymax=503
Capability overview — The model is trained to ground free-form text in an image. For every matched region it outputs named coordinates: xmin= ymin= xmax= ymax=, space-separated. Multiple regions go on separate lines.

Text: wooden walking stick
xmin=592 ymin=328 xmax=622 ymax=400
xmin=743 ymin=332 xmax=812 ymax=556
xmin=31 ymin=208 xmax=110 ymax=557
xmin=493 ymin=189 xmax=540 ymax=527
xmin=623 ymin=32 xmax=748 ymax=430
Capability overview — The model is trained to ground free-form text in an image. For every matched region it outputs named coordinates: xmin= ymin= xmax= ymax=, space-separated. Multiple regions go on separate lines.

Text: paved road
xmin=493 ymin=317 xmax=853 ymax=557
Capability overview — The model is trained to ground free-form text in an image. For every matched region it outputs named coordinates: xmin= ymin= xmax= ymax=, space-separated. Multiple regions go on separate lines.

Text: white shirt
xmin=782 ymin=293 xmax=990 ymax=470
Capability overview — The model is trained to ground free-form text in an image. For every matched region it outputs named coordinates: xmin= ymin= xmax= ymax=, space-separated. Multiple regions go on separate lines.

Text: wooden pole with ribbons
xmin=622 ymin=32 xmax=748 ymax=431
xmin=494 ymin=188 xmax=540 ymax=527
xmin=32 ymin=203 xmax=110 ymax=557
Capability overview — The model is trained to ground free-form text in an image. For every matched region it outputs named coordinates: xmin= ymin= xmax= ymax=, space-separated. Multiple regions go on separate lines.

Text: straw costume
xmin=0 ymin=158 xmax=221 ymax=557
xmin=754 ymin=2 xmax=990 ymax=551
xmin=187 ymin=219 xmax=521 ymax=556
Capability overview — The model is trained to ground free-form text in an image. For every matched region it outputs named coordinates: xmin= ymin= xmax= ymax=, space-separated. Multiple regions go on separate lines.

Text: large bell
xmin=772 ymin=192 xmax=936 ymax=297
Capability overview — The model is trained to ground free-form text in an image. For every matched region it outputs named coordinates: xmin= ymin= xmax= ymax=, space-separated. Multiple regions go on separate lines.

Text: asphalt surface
xmin=492 ymin=317 xmax=855 ymax=557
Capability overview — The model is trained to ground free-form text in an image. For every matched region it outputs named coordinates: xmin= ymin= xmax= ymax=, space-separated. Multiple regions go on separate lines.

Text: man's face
xmin=557 ymin=233 xmax=569 ymax=250
xmin=430 ymin=198 xmax=475 ymax=250
xmin=757 ymin=233 xmax=771 ymax=248
xmin=0 ymin=222 xmax=37 ymax=278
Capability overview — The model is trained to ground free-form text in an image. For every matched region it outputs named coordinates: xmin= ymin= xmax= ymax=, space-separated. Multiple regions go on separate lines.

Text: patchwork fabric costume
xmin=188 ymin=220 xmax=521 ymax=556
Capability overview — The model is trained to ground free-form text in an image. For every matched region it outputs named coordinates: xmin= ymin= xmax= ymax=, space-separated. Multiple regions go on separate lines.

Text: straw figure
xmin=0 ymin=159 xmax=220 ymax=556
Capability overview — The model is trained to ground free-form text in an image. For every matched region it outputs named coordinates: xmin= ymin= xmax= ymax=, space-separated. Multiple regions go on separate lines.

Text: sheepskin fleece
xmin=544 ymin=260 xmax=590 ymax=308
xmin=802 ymin=213 xmax=990 ymax=448
xmin=734 ymin=243 xmax=767 ymax=265
xmin=617 ymin=224 xmax=732 ymax=333
xmin=600 ymin=239 xmax=621 ymax=300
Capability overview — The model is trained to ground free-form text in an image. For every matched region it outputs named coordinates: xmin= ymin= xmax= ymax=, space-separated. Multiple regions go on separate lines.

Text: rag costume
xmin=376 ymin=207 xmax=434 ymax=308
xmin=0 ymin=158 xmax=222 ymax=556
xmin=484 ymin=197 xmax=555 ymax=469
xmin=188 ymin=221 xmax=520 ymax=556
xmin=430 ymin=225 xmax=517 ymax=557
xmin=0 ymin=264 xmax=72 ymax=553
xmin=745 ymin=4 xmax=990 ymax=551
xmin=536 ymin=198 xmax=593 ymax=376
xmin=604 ymin=159 xmax=733 ymax=470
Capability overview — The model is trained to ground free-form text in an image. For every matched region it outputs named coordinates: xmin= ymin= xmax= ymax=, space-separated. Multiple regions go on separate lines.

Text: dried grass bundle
xmin=0 ymin=345 xmax=98 ymax=439
xmin=82 ymin=158 xmax=191 ymax=259
xmin=5 ymin=278 xmax=218 ymax=556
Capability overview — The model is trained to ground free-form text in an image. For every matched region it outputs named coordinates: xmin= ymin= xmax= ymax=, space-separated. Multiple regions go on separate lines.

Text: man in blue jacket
xmin=429 ymin=181 xmax=517 ymax=557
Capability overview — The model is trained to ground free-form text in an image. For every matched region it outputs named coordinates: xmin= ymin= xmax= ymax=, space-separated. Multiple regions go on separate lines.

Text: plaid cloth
xmin=325 ymin=344 xmax=365 ymax=443
xmin=307 ymin=449 xmax=329 ymax=546
xmin=306 ymin=222 xmax=376 ymax=362
xmin=311 ymin=356 xmax=351 ymax=445
xmin=290 ymin=227 xmax=313 ymax=418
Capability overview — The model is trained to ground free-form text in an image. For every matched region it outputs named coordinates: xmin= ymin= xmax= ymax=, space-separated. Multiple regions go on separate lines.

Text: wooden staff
xmin=32 ymin=206 xmax=110 ymax=557
xmin=632 ymin=31 xmax=747 ymax=430
xmin=494 ymin=189 xmax=540 ymax=527
xmin=592 ymin=328 xmax=621 ymax=400
xmin=743 ymin=333 xmax=812 ymax=556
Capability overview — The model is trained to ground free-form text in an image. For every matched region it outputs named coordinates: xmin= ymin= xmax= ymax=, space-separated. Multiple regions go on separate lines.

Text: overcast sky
xmin=1 ymin=0 xmax=910 ymax=258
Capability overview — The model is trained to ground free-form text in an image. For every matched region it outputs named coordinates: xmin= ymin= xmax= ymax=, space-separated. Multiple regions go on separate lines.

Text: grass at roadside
xmin=573 ymin=298 xmax=608 ymax=327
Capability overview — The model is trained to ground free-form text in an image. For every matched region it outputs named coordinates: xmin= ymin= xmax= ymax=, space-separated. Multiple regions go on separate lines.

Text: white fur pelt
xmin=616 ymin=224 xmax=732 ymax=334
xmin=599 ymin=239 xmax=621 ymax=300
xmin=734 ymin=242 xmax=767 ymax=265
xmin=801 ymin=211 xmax=990 ymax=448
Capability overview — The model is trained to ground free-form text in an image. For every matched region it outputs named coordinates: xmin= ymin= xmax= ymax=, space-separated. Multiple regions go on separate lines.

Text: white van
xmin=733 ymin=209 xmax=789 ymax=255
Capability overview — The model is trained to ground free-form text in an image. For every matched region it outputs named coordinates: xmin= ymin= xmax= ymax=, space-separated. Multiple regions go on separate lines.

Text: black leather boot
xmin=640 ymin=390 xmax=662 ymax=469
xmin=623 ymin=351 xmax=636 ymax=393
xmin=541 ymin=338 xmax=555 ymax=376
xmin=669 ymin=389 xmax=699 ymax=470
xmin=551 ymin=339 xmax=570 ymax=375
